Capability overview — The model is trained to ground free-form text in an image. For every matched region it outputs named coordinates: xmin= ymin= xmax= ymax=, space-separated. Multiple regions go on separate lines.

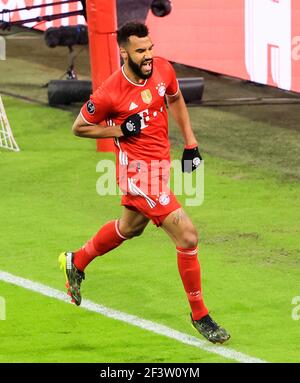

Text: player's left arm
xmin=167 ymin=91 xmax=202 ymax=173
xmin=167 ymin=90 xmax=197 ymax=146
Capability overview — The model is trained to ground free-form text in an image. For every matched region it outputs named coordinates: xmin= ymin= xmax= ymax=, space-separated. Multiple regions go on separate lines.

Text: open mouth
xmin=142 ymin=60 xmax=153 ymax=72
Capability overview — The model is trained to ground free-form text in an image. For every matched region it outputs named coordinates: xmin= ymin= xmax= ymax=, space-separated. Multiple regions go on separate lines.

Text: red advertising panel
xmin=146 ymin=0 xmax=300 ymax=93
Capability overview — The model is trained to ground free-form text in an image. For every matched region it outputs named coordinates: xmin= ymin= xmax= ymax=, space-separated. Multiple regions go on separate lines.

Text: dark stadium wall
xmin=116 ymin=0 xmax=153 ymax=27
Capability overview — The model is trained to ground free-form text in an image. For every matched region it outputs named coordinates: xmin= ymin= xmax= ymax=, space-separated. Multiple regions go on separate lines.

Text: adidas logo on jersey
xmin=129 ymin=102 xmax=138 ymax=111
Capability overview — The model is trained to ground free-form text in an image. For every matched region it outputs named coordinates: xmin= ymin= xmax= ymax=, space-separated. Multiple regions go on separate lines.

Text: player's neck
xmin=123 ymin=65 xmax=146 ymax=85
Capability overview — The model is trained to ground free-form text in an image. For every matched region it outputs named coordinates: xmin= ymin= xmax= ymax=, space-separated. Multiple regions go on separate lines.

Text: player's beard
xmin=128 ymin=54 xmax=153 ymax=80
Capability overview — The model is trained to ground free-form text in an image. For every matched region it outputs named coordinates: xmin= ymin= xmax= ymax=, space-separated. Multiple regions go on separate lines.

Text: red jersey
xmin=80 ymin=57 xmax=181 ymax=224
xmin=80 ymin=57 xmax=179 ymax=167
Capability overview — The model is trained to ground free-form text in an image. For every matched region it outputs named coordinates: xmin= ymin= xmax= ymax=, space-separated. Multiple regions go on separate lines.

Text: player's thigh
xmin=161 ymin=208 xmax=198 ymax=248
xmin=119 ymin=206 xmax=150 ymax=237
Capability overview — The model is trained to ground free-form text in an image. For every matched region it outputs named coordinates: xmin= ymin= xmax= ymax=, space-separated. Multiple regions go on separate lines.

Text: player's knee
xmin=181 ymin=230 xmax=198 ymax=249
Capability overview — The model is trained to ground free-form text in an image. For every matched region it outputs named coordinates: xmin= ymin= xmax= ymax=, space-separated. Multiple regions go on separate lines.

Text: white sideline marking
xmin=0 ymin=270 xmax=266 ymax=363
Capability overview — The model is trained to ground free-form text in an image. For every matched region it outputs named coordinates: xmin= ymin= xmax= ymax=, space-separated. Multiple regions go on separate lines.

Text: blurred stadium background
xmin=0 ymin=0 xmax=300 ymax=363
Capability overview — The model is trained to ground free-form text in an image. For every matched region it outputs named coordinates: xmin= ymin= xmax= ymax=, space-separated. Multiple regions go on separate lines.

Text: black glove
xmin=181 ymin=146 xmax=202 ymax=173
xmin=120 ymin=114 xmax=142 ymax=137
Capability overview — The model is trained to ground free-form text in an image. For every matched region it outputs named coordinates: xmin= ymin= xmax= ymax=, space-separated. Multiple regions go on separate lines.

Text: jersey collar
xmin=121 ymin=65 xmax=148 ymax=87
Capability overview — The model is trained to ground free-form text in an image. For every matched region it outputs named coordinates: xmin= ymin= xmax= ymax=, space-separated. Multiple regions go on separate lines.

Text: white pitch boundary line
xmin=0 ymin=270 xmax=267 ymax=363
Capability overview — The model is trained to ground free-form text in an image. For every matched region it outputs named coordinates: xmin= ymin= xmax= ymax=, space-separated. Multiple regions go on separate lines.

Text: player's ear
xmin=120 ymin=47 xmax=127 ymax=61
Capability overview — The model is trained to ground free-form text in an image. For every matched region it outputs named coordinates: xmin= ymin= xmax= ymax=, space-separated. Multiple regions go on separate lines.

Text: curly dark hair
xmin=116 ymin=21 xmax=149 ymax=46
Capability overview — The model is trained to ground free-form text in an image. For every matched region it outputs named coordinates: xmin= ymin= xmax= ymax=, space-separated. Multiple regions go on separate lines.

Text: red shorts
xmin=118 ymin=161 xmax=181 ymax=226
xmin=121 ymin=190 xmax=181 ymax=227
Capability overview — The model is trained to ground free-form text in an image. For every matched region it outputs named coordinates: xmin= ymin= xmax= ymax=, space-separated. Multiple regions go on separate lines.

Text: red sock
xmin=73 ymin=220 xmax=127 ymax=271
xmin=177 ymin=246 xmax=209 ymax=321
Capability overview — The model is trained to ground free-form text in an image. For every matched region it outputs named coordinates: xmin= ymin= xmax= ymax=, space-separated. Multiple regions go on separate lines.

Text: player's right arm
xmin=72 ymin=114 xmax=123 ymax=138
xmin=73 ymin=85 xmax=142 ymax=139
xmin=72 ymin=113 xmax=142 ymax=139
xmin=72 ymin=85 xmax=124 ymax=139
xmin=72 ymin=88 xmax=123 ymax=138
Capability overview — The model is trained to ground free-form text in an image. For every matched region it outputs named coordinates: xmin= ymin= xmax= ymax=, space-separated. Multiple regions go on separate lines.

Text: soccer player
xmin=59 ymin=22 xmax=230 ymax=344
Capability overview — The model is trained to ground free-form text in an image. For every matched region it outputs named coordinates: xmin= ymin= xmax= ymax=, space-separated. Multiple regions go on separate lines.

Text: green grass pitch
xmin=0 ymin=96 xmax=299 ymax=362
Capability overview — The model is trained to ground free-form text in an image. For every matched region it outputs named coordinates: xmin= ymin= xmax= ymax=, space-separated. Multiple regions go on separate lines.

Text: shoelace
xmin=199 ymin=315 xmax=219 ymax=331
xmin=75 ymin=269 xmax=85 ymax=282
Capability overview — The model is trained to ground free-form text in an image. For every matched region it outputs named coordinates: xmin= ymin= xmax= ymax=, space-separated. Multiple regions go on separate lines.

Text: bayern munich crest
xmin=158 ymin=192 xmax=170 ymax=206
xmin=156 ymin=82 xmax=166 ymax=97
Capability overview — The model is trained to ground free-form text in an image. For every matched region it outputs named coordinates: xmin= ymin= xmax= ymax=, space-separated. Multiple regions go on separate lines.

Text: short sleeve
xmin=165 ymin=61 xmax=179 ymax=97
xmin=80 ymin=85 xmax=113 ymax=125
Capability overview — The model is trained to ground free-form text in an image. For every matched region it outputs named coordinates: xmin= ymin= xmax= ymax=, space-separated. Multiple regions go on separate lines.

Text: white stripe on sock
xmin=115 ymin=220 xmax=128 ymax=240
